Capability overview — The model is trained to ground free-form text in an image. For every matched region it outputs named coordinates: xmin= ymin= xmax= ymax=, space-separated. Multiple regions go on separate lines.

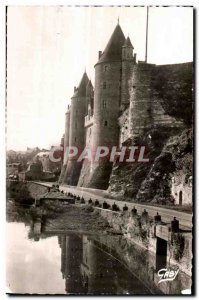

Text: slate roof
xmin=97 ymin=24 xmax=126 ymax=64
xmin=72 ymin=72 xmax=89 ymax=98
xmin=124 ymin=36 xmax=134 ymax=49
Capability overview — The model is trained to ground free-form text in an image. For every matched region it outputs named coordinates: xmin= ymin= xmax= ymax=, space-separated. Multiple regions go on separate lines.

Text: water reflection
xmin=6 ymin=222 xmax=151 ymax=295
xmin=58 ymin=234 xmax=150 ymax=295
xmin=6 ymin=223 xmax=65 ymax=294
xmin=6 ymin=207 xmax=191 ymax=295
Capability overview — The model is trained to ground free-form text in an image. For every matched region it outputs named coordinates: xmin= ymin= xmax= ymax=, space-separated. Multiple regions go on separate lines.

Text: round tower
xmin=121 ymin=36 xmax=136 ymax=110
xmin=63 ymin=106 xmax=71 ymax=164
xmin=59 ymin=106 xmax=71 ymax=184
xmin=63 ymin=72 xmax=89 ymax=185
xmin=86 ymin=80 xmax=94 ymax=121
xmin=89 ymin=23 xmax=126 ymax=189
xmin=77 ymin=80 xmax=94 ymax=187
xmin=129 ymin=63 xmax=155 ymax=140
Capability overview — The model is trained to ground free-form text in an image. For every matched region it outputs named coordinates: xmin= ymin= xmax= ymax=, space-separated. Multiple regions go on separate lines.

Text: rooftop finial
xmin=117 ymin=16 xmax=119 ymax=25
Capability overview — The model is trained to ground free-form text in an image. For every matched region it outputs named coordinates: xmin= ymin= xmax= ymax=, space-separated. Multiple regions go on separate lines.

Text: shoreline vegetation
xmin=6 ymin=198 xmax=119 ymax=236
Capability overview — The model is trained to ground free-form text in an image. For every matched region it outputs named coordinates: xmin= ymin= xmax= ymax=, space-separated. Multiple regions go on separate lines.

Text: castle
xmin=59 ymin=22 xmax=192 ymax=191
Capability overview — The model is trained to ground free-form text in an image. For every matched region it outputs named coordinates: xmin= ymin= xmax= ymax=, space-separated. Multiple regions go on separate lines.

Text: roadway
xmin=32 ymin=181 xmax=192 ymax=230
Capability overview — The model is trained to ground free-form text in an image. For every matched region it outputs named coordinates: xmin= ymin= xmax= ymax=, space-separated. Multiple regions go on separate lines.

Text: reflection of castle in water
xmin=27 ymin=217 xmax=191 ymax=295
xmin=58 ymin=235 xmax=85 ymax=294
xmin=58 ymin=234 xmax=151 ymax=295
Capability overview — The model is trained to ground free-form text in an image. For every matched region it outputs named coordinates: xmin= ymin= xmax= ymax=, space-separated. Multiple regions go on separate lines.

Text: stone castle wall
xmin=118 ymin=62 xmax=192 ymax=147
xmin=128 ymin=63 xmax=155 ymax=140
xmin=79 ymin=61 xmax=122 ymax=189
xmin=61 ymin=61 xmax=193 ymax=191
xmin=63 ymin=110 xmax=70 ymax=165
xmin=63 ymin=93 xmax=87 ymax=186
xmin=127 ymin=62 xmax=192 ymax=141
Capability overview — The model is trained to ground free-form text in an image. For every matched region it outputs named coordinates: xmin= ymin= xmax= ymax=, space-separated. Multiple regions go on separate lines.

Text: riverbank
xmin=42 ymin=201 xmax=118 ymax=234
xmin=6 ymin=199 xmax=118 ymax=236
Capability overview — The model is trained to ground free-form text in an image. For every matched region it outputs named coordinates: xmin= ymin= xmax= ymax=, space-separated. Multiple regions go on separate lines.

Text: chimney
xmin=98 ymin=51 xmax=102 ymax=59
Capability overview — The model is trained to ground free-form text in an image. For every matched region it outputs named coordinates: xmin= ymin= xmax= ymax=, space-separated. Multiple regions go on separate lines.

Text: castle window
xmin=103 ymin=82 xmax=107 ymax=89
xmin=104 ymin=65 xmax=108 ymax=72
xmin=104 ymin=120 xmax=108 ymax=126
xmin=102 ymin=99 xmax=107 ymax=108
xmin=74 ymin=137 xmax=77 ymax=142
xmin=90 ymin=128 xmax=92 ymax=135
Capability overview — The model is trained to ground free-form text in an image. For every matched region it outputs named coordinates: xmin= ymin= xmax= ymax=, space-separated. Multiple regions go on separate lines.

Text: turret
xmin=63 ymin=106 xmax=71 ymax=165
xmin=63 ymin=72 xmax=89 ymax=185
xmin=128 ymin=63 xmax=155 ymax=139
xmin=86 ymin=80 xmax=94 ymax=118
xmin=121 ymin=36 xmax=136 ymax=110
xmin=77 ymin=80 xmax=94 ymax=187
xmin=122 ymin=36 xmax=134 ymax=60
xmin=59 ymin=105 xmax=71 ymax=184
xmin=87 ymin=23 xmax=126 ymax=189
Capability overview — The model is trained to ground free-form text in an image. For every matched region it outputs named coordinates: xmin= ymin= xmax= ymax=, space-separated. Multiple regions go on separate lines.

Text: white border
xmin=0 ymin=1 xmax=197 ymax=299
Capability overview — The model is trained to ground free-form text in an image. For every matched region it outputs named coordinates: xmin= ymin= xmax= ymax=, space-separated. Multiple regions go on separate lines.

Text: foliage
xmin=7 ymin=182 xmax=34 ymax=205
xmin=173 ymin=233 xmax=185 ymax=261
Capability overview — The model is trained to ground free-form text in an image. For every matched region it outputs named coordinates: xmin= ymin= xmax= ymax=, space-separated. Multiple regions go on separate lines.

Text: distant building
xmin=19 ymin=156 xmax=56 ymax=181
xmin=35 ymin=151 xmax=51 ymax=172
xmin=7 ymin=162 xmax=21 ymax=177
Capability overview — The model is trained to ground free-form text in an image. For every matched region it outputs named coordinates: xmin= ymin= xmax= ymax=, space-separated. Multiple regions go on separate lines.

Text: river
xmin=6 ymin=221 xmax=153 ymax=295
xmin=6 ymin=200 xmax=191 ymax=295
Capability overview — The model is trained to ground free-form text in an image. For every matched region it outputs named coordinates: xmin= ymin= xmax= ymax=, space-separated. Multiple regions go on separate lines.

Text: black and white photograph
xmin=5 ymin=5 xmax=193 ymax=295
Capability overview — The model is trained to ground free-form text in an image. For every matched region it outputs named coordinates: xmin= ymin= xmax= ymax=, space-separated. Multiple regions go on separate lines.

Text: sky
xmin=7 ymin=6 xmax=193 ymax=151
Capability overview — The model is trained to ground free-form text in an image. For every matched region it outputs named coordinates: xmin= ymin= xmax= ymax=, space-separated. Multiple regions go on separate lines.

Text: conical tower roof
xmin=124 ymin=36 xmax=134 ymax=48
xmin=86 ymin=79 xmax=93 ymax=89
xmin=86 ymin=80 xmax=93 ymax=95
xmin=97 ymin=24 xmax=126 ymax=64
xmin=72 ymin=72 xmax=89 ymax=98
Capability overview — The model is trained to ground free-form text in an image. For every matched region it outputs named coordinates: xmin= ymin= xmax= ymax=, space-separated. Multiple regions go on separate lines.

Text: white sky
xmin=7 ymin=6 xmax=193 ymax=151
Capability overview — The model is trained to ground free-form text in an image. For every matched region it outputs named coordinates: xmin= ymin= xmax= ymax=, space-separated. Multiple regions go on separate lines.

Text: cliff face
xmin=60 ymin=58 xmax=193 ymax=204
xmin=136 ymin=128 xmax=192 ymax=204
xmin=108 ymin=62 xmax=193 ymax=205
xmin=109 ymin=126 xmax=192 ymax=205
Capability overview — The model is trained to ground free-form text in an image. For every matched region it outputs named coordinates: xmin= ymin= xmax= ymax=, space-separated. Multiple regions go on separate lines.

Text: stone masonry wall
xmin=118 ymin=108 xmax=130 ymax=146
xmin=96 ymin=207 xmax=192 ymax=277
